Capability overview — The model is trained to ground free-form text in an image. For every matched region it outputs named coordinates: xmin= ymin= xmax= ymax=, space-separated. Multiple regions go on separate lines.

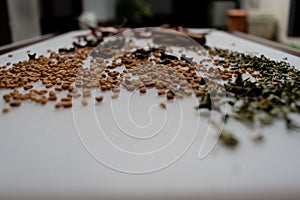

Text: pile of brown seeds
xmin=1 ymin=30 xmax=215 ymax=114
xmin=1 ymin=47 xmax=92 ymax=113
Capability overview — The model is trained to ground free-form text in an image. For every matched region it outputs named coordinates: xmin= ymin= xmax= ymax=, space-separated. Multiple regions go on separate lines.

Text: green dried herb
xmin=219 ymin=129 xmax=239 ymax=147
xmin=206 ymin=47 xmax=300 ymax=130
xmin=212 ymin=121 xmax=238 ymax=148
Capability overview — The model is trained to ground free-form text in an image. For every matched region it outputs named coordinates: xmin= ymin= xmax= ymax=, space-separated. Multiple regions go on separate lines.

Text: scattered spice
xmin=166 ymin=91 xmax=174 ymax=100
xmin=207 ymin=47 xmax=300 ymax=129
xmin=212 ymin=121 xmax=238 ymax=148
xmin=95 ymin=96 xmax=103 ymax=102
xmin=219 ymin=129 xmax=239 ymax=147
xmin=159 ymin=102 xmax=166 ymax=109
xmin=60 ymin=101 xmax=72 ymax=108
xmin=81 ymin=98 xmax=88 ymax=106
xmin=10 ymin=101 xmax=21 ymax=107
xmin=139 ymin=87 xmax=147 ymax=94
xmin=111 ymin=93 xmax=119 ymax=99
xmin=2 ymin=107 xmax=10 ymax=113
xmin=1 ymin=27 xmax=300 ymax=149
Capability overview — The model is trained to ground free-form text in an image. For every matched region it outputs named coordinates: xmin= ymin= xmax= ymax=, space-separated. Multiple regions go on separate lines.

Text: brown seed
xmin=55 ymin=102 xmax=62 ymax=109
xmin=55 ymin=87 xmax=62 ymax=92
xmin=39 ymin=96 xmax=48 ymax=105
xmin=111 ymin=93 xmax=119 ymax=99
xmin=100 ymin=85 xmax=107 ymax=91
xmin=155 ymin=83 xmax=164 ymax=89
xmin=30 ymin=89 xmax=38 ymax=94
xmin=49 ymin=91 xmax=56 ymax=97
xmin=61 ymin=97 xmax=72 ymax=102
xmin=23 ymin=84 xmax=34 ymax=90
xmin=8 ymin=54 xmax=13 ymax=58
xmin=62 ymin=102 xmax=72 ymax=108
xmin=10 ymin=101 xmax=21 ymax=107
xmin=159 ymin=102 xmax=166 ymax=109
xmin=82 ymin=89 xmax=91 ymax=97
xmin=145 ymin=82 xmax=155 ymax=87
xmin=68 ymin=85 xmax=76 ymax=92
xmin=3 ymin=94 xmax=11 ymax=102
xmin=166 ymin=91 xmax=174 ymax=100
xmin=2 ymin=107 xmax=10 ymax=113
xmin=37 ymin=89 xmax=48 ymax=95
xmin=81 ymin=98 xmax=88 ymax=106
xmin=112 ymin=87 xmax=120 ymax=93
xmin=139 ymin=87 xmax=146 ymax=94
xmin=195 ymin=90 xmax=204 ymax=97
xmin=223 ymin=63 xmax=230 ymax=68
xmin=95 ymin=96 xmax=103 ymax=102
xmin=157 ymin=90 xmax=165 ymax=96
xmin=48 ymin=96 xmax=57 ymax=101
xmin=72 ymin=92 xmax=81 ymax=98
xmin=61 ymin=83 xmax=70 ymax=90
xmin=45 ymin=83 xmax=53 ymax=88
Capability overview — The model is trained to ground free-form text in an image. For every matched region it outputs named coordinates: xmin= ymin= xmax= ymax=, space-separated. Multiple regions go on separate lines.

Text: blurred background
xmin=0 ymin=0 xmax=299 ymax=49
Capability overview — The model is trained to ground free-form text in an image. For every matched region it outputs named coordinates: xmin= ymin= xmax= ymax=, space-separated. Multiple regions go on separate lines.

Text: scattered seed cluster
xmin=1 ymin=29 xmax=211 ymax=114
xmin=79 ymin=47 xmax=209 ymax=100
xmin=1 ymin=46 xmax=93 ymax=113
xmin=1 ymin=28 xmax=300 ymax=148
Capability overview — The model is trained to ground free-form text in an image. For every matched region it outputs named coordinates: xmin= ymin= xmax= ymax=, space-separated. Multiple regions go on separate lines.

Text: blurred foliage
xmin=116 ymin=0 xmax=153 ymax=27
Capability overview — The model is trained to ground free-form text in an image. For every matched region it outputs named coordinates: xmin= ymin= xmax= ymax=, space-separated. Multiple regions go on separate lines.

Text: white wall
xmin=241 ymin=0 xmax=300 ymax=46
xmin=82 ymin=0 xmax=116 ymax=22
xmin=7 ymin=0 xmax=41 ymax=42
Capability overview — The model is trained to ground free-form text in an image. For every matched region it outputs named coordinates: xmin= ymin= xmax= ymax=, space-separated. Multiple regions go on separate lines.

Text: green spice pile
xmin=205 ymin=47 xmax=300 ymax=130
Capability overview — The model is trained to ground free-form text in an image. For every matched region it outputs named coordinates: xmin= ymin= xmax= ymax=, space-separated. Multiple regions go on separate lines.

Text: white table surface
xmin=0 ymin=29 xmax=300 ymax=199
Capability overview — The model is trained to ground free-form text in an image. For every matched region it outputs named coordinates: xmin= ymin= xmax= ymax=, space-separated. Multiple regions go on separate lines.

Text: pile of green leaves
xmin=198 ymin=47 xmax=300 ymax=147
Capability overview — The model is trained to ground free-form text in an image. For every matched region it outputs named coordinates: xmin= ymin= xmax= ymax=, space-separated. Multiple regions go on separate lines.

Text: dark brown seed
xmin=63 ymin=102 xmax=72 ymax=108
xmin=139 ymin=87 xmax=146 ymax=94
xmin=10 ymin=101 xmax=21 ymax=107
xmin=61 ymin=83 xmax=70 ymax=90
xmin=166 ymin=91 xmax=174 ymax=100
xmin=23 ymin=84 xmax=33 ymax=90
xmin=95 ymin=96 xmax=103 ymax=102
xmin=157 ymin=90 xmax=165 ymax=96
xmin=61 ymin=97 xmax=72 ymax=102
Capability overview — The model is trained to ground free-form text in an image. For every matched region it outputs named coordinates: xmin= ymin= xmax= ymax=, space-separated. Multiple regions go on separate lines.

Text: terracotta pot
xmin=227 ymin=9 xmax=247 ymax=32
